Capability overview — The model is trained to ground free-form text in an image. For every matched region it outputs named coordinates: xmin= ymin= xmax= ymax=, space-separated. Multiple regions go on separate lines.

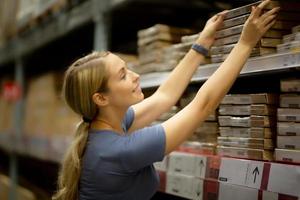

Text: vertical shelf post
xmin=92 ymin=0 xmax=110 ymax=51
xmin=9 ymin=57 xmax=24 ymax=200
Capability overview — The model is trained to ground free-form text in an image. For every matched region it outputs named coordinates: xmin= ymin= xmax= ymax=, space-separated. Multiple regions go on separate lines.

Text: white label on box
xmin=192 ymin=178 xmax=203 ymax=200
xmin=219 ymin=158 xmax=263 ymax=189
xmin=262 ymin=191 xmax=278 ymax=200
xmin=267 ymin=163 xmax=300 ymax=197
xmin=218 ymin=182 xmax=258 ymax=200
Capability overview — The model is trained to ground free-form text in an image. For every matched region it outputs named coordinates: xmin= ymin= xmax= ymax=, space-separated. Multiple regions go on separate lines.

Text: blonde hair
xmin=52 ymin=51 xmax=109 ymax=200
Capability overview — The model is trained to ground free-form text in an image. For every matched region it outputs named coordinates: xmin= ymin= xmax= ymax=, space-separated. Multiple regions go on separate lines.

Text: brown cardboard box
xmin=275 ymin=148 xmax=300 ymax=163
xmin=219 ymin=127 xmax=273 ymax=138
xmin=277 ymin=108 xmax=300 ymax=122
xmin=277 ymin=136 xmax=300 ymax=149
xmin=219 ymin=105 xmax=276 ymax=116
xmin=280 ymin=79 xmax=300 ymax=92
xmin=216 ymin=145 xmax=273 ymax=160
xmin=218 ymin=115 xmax=276 ymax=127
xmin=277 ymin=122 xmax=300 ymax=136
xmin=221 ymin=93 xmax=278 ymax=105
xmin=138 ymin=24 xmax=194 ymax=38
xmin=280 ymin=94 xmax=300 ymax=108
xmin=217 ymin=137 xmax=274 ymax=150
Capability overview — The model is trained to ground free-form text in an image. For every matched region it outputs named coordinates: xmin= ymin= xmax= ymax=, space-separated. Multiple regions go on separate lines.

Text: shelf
xmin=140 ymin=52 xmax=300 ymax=89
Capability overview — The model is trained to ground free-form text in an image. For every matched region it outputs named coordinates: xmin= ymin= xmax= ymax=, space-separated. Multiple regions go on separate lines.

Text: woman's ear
xmin=92 ymin=92 xmax=109 ymax=107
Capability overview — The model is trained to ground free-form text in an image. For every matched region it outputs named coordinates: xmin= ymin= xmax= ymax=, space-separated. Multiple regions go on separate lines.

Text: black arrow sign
xmin=252 ymin=167 xmax=260 ymax=183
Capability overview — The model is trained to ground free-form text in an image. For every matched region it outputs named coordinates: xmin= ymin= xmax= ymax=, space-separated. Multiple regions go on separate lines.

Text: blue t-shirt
xmin=79 ymin=107 xmax=166 ymax=200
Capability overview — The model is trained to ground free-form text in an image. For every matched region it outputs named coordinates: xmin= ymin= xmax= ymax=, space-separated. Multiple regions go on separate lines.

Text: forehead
xmin=105 ymin=53 xmax=125 ymax=75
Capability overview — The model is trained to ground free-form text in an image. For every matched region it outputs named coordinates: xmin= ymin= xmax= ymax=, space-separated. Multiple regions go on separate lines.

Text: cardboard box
xmin=195 ymin=122 xmax=219 ymax=134
xmin=218 ymin=137 xmax=274 ymax=150
xmin=277 ymin=136 xmax=300 ymax=149
xmin=268 ymin=163 xmax=300 ymax=197
xmin=219 ymin=127 xmax=273 ymax=138
xmin=219 ymin=105 xmax=276 ymax=116
xmin=280 ymin=94 xmax=300 ymax=108
xmin=222 ymin=14 xmax=249 ymax=30
xmin=138 ymin=32 xmax=182 ymax=47
xmin=138 ymin=24 xmax=194 ymax=38
xmin=154 ymin=156 xmax=168 ymax=172
xmin=224 ymin=1 xmax=300 ymax=20
xmin=217 ymin=146 xmax=273 ymax=161
xmin=218 ymin=115 xmax=276 ymax=127
xmin=168 ymin=151 xmax=207 ymax=178
xmin=181 ymin=34 xmax=199 ymax=43
xmin=280 ymin=79 xmax=300 ymax=92
xmin=216 ymin=24 xmax=285 ymax=40
xmin=275 ymin=148 xmax=300 ymax=163
xmin=177 ymin=141 xmax=216 ymax=155
xmin=283 ymin=32 xmax=300 ymax=43
xmin=221 ymin=93 xmax=278 ymax=105
xmin=277 ymin=108 xmax=300 ymax=122
xmin=277 ymin=122 xmax=300 ymax=136
xmin=166 ymin=173 xmax=203 ymax=200
xmin=292 ymin=25 xmax=300 ymax=33
xmin=218 ymin=182 xmax=259 ymax=200
xmin=277 ymin=41 xmax=300 ymax=53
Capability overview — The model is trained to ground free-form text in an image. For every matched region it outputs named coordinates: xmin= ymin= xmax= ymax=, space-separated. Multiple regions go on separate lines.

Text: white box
xmin=277 ymin=122 xmax=300 ymax=136
xmin=154 ymin=156 xmax=168 ymax=172
xmin=166 ymin=173 xmax=203 ymax=200
xmin=277 ymin=108 xmax=300 ymax=122
xmin=277 ymin=136 xmax=300 ymax=150
xmin=268 ymin=163 xmax=300 ymax=197
xmin=275 ymin=148 xmax=300 ymax=163
xmin=218 ymin=182 xmax=258 ymax=200
xmin=168 ymin=152 xmax=207 ymax=178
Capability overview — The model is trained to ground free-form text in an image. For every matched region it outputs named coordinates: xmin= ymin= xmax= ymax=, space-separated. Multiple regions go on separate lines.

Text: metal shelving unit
xmin=0 ymin=0 xmax=299 ymax=199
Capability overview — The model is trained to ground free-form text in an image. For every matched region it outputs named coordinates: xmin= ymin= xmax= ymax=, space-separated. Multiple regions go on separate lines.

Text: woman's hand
xmin=196 ymin=10 xmax=227 ymax=49
xmin=239 ymin=0 xmax=280 ymax=48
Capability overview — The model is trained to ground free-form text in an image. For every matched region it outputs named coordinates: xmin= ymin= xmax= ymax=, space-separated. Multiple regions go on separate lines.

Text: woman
xmin=53 ymin=1 xmax=279 ymax=199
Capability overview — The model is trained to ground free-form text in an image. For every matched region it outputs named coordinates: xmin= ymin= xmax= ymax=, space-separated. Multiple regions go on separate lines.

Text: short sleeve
xmin=122 ymin=107 xmax=135 ymax=131
xmin=120 ymin=124 xmax=166 ymax=171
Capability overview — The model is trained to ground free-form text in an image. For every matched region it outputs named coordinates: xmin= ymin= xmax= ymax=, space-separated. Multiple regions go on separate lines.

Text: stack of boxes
xmin=136 ymin=24 xmax=194 ymax=74
xmin=211 ymin=1 xmax=300 ymax=64
xmin=277 ymin=25 xmax=300 ymax=53
xmin=179 ymin=91 xmax=218 ymax=155
xmin=275 ymin=78 xmax=300 ymax=163
xmin=24 ymin=72 xmax=80 ymax=160
xmin=217 ymin=93 xmax=278 ymax=161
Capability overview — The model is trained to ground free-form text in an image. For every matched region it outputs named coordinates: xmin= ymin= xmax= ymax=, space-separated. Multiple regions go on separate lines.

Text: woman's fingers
xmin=261 ymin=14 xmax=276 ymax=27
xmin=252 ymin=0 xmax=270 ymax=18
xmin=262 ymin=19 xmax=276 ymax=33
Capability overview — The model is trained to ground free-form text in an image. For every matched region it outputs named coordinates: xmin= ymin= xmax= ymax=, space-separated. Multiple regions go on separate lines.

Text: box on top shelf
xmin=283 ymin=32 xmax=300 ymax=43
xmin=224 ymin=1 xmax=300 ymax=20
xmin=292 ymin=25 xmax=300 ymax=33
xmin=219 ymin=127 xmax=274 ymax=138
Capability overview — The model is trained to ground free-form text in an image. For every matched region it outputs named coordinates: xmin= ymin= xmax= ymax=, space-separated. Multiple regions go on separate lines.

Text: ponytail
xmin=52 ymin=121 xmax=89 ymax=200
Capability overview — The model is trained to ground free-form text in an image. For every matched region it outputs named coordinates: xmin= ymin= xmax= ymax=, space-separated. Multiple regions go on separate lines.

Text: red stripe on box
xmin=203 ymin=179 xmax=219 ymax=200
xmin=261 ymin=163 xmax=271 ymax=190
xmin=258 ymin=190 xmax=263 ymax=200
